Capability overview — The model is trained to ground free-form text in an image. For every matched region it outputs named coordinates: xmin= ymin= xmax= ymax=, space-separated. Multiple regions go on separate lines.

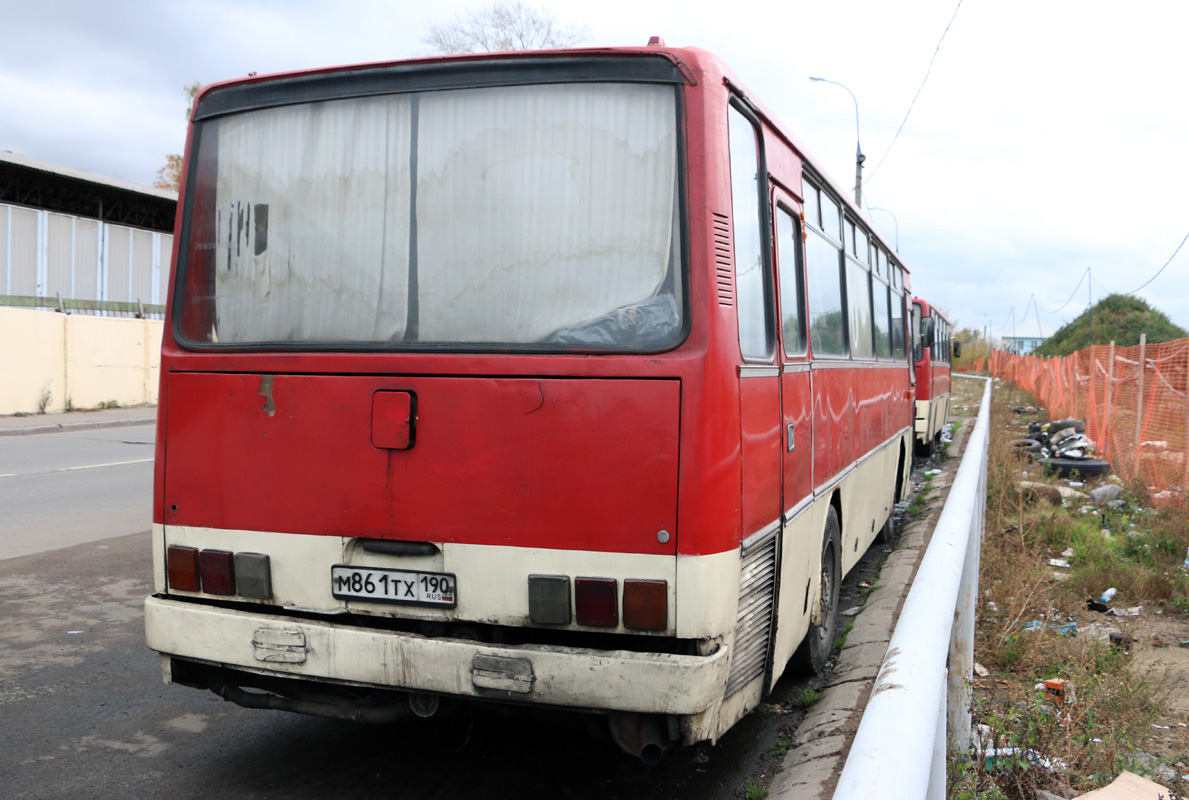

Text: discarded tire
xmin=1035 ymin=456 xmax=1110 ymax=478
xmin=1011 ymin=438 xmax=1043 ymax=454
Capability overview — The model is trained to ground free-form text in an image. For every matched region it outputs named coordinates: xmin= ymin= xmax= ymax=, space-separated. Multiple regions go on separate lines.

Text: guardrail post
xmin=928 ymin=670 xmax=947 ymax=800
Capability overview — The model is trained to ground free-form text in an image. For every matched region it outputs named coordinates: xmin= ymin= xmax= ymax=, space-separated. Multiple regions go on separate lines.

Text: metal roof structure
xmin=0 ymin=151 xmax=177 ymax=234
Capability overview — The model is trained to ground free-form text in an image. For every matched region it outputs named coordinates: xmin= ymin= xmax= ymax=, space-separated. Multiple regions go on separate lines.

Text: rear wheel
xmin=875 ymin=512 xmax=898 ymax=546
xmin=793 ymin=507 xmax=842 ymax=674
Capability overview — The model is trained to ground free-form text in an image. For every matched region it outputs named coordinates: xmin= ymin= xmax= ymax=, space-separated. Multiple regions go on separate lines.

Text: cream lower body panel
xmin=156 ymin=524 xmax=691 ymax=634
xmin=769 ymin=428 xmax=911 ymax=685
xmin=915 ymin=395 xmax=951 ymax=444
xmin=144 ymin=596 xmax=729 ymax=716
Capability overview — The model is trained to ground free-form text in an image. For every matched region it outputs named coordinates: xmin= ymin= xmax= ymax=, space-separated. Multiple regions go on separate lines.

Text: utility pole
xmin=809 ymin=77 xmax=864 ymax=206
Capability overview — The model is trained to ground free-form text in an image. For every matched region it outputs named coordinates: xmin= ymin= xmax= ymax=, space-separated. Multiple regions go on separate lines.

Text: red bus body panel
xmin=163 ymin=373 xmax=681 ymax=555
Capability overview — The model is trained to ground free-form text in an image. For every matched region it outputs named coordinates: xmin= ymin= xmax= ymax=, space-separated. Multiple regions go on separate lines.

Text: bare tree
xmin=153 ymin=82 xmax=202 ymax=192
xmin=423 ymin=1 xmax=589 ymax=54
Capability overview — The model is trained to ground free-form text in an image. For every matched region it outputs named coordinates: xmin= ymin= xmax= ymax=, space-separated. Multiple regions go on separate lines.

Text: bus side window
xmin=891 ymin=290 xmax=906 ymax=361
xmin=728 ymin=104 xmax=773 ymax=362
xmin=775 ymin=206 xmax=805 ymax=355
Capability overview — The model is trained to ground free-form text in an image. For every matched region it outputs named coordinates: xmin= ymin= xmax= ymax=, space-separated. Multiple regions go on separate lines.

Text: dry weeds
xmin=952 ymin=377 xmax=1189 ymax=799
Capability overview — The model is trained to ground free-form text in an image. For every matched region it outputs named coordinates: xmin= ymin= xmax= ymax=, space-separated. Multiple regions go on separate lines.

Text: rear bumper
xmin=145 ymin=595 xmax=729 ymax=715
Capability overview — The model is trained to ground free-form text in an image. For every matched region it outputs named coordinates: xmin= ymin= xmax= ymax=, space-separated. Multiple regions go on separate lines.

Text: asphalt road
xmin=0 ymin=530 xmax=820 ymax=800
xmin=1 ymin=424 xmax=844 ymax=799
xmin=0 ymin=425 xmax=155 ymax=559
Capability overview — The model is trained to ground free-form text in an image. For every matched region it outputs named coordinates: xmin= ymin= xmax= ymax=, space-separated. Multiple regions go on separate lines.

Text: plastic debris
xmin=1023 ymin=620 xmax=1043 ymax=631
xmin=1055 ymin=622 xmax=1077 ymax=636
xmin=1107 ymin=605 xmax=1143 ymax=617
xmin=1087 ymin=598 xmax=1110 ymax=612
xmin=1101 ymin=587 xmax=1118 ymax=603
xmin=974 ymin=662 xmax=989 ymax=677
xmin=1049 ymin=558 xmax=1071 ymax=568
xmin=1069 ymin=481 xmax=1085 ymax=488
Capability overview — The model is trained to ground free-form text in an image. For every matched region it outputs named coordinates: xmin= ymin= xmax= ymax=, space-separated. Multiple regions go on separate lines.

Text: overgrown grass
xmin=956 ymin=381 xmax=1189 ymax=799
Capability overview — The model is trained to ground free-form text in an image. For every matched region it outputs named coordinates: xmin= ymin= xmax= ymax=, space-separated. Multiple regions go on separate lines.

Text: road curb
xmin=0 ymin=416 xmax=156 ymax=437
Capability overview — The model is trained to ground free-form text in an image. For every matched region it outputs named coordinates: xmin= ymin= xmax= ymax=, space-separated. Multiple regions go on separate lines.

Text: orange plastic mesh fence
xmin=980 ymin=341 xmax=1189 ymax=501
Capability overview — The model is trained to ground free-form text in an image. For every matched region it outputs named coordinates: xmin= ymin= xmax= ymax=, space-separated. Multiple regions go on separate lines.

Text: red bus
xmin=145 ymin=43 xmax=915 ymax=761
xmin=911 ymin=297 xmax=952 ymax=456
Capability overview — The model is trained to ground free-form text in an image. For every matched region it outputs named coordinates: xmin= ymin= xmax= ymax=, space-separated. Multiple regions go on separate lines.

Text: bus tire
xmin=914 ymin=436 xmax=934 ymax=459
xmin=1036 ymin=457 xmax=1111 ymax=479
xmin=875 ymin=512 xmax=898 ymax=546
xmin=793 ymin=507 xmax=842 ymax=675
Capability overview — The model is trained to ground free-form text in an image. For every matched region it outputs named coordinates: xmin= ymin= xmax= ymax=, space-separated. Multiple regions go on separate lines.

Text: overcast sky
xmin=3 ymin=0 xmax=1186 ymax=337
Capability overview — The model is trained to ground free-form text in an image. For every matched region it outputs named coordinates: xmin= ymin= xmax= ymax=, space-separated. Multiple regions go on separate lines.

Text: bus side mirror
xmin=952 ymin=341 xmax=962 ymax=359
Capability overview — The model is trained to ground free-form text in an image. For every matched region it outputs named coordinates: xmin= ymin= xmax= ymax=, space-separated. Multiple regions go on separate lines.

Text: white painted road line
xmin=0 ymin=458 xmax=154 ymax=479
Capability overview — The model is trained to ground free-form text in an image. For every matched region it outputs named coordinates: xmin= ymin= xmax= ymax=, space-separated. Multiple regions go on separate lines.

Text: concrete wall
xmin=0 ymin=307 xmax=162 ymax=415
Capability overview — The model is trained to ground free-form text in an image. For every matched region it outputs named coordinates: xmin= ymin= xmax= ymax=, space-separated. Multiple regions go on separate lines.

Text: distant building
xmin=0 ymin=151 xmax=176 ymax=314
xmin=1003 ymin=321 xmax=1054 ymax=355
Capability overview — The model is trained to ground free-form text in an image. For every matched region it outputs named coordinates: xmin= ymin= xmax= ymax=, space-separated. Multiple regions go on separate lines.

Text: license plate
xmin=331 ymin=565 xmax=456 ymax=608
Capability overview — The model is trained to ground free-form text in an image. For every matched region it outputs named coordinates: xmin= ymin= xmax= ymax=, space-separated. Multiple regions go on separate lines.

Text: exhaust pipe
xmin=206 ymin=674 xmax=413 ymax=724
xmin=609 ymin=712 xmax=669 ymax=765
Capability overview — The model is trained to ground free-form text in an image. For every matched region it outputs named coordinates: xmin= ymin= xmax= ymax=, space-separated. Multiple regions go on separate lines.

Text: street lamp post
xmin=809 ymin=76 xmax=865 ymax=206
xmin=868 ymin=206 xmax=898 ymax=251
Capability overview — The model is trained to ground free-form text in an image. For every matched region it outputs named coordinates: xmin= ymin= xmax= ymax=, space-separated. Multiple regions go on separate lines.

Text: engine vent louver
xmin=712 ymin=212 xmax=734 ymax=306
xmin=725 ymin=530 xmax=778 ymax=697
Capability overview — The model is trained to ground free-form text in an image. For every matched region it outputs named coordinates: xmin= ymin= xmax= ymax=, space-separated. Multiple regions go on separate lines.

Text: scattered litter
xmin=1152 ymin=637 xmax=1167 ymax=648
xmin=1101 ymin=587 xmax=1118 ymax=603
xmin=1107 ymin=605 xmax=1143 ymax=617
xmin=1055 ymin=622 xmax=1077 ymax=636
xmin=1044 ymin=678 xmax=1076 ymax=704
xmin=1151 ymin=724 xmax=1171 ymax=730
xmin=840 ymin=606 xmax=862 ymax=617
xmin=1109 ymin=631 xmax=1136 ymax=649
xmin=67 ymin=630 xmax=84 ymax=635
xmin=1180 ymin=640 xmax=1189 ymax=648
xmin=974 ymin=662 xmax=989 ymax=677
xmin=987 ymin=602 xmax=999 ymax=612
xmin=1049 ymin=558 xmax=1071 ymax=568
xmin=1023 ymin=620 xmax=1043 ymax=631
xmin=1069 ymin=481 xmax=1085 ymax=488
xmin=923 ymin=469 xmax=942 ymax=477
xmin=1073 ymin=770 xmax=1170 ymax=800
xmin=1080 ymin=505 xmax=1099 ymax=515
xmin=1061 ymin=548 xmax=1076 ymax=558
xmin=1087 ymin=597 xmax=1110 ymax=613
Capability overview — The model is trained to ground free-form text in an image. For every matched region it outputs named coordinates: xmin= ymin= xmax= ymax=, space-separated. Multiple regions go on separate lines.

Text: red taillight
xmin=575 ymin=578 xmax=618 ymax=627
xmin=166 ymin=545 xmax=200 ymax=592
xmin=623 ymin=579 xmax=667 ymax=630
xmin=198 ymin=549 xmax=236 ymax=595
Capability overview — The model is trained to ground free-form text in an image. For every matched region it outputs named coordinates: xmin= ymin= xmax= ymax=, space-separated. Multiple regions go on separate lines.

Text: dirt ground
xmin=971 ymin=374 xmax=1189 ymax=789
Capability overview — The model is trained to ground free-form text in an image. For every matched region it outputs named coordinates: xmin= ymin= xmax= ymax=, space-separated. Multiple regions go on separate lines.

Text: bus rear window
xmin=177 ymin=82 xmax=682 ymax=350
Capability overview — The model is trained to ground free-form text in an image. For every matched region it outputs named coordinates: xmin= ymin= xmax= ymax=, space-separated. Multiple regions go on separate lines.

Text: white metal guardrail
xmin=833 ymin=374 xmax=991 ymax=799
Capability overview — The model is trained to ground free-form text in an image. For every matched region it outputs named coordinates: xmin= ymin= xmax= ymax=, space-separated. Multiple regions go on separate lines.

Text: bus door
xmin=769 ymin=194 xmax=814 ymax=681
xmin=727 ymin=102 xmax=782 ymax=700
